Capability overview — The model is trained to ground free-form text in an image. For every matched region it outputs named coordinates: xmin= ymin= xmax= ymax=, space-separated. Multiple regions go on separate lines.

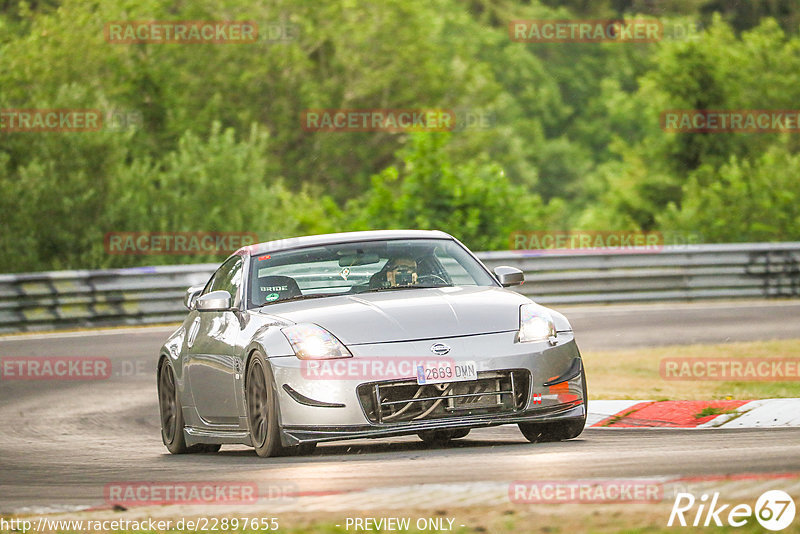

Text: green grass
xmin=694 ymin=406 xmax=737 ymax=419
xmin=583 ymin=338 xmax=800 ymax=400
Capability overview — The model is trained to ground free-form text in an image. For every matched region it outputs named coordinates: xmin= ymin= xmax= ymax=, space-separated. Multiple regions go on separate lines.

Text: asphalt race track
xmin=1 ymin=300 xmax=799 ymax=514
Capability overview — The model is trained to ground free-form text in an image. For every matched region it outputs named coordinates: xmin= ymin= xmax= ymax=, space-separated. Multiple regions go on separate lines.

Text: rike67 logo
xmin=669 ymin=490 xmax=795 ymax=531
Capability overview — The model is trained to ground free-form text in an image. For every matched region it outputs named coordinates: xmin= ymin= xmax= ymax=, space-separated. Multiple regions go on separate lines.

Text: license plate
xmin=416 ymin=360 xmax=478 ymax=385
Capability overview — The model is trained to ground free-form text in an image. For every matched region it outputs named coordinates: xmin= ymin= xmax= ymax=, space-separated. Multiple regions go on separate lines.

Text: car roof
xmin=240 ymin=229 xmax=455 ymax=256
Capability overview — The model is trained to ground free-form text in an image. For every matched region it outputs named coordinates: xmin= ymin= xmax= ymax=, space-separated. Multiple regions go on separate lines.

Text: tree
xmin=347 ymin=133 xmax=563 ymax=251
xmin=658 ymin=147 xmax=800 ymax=242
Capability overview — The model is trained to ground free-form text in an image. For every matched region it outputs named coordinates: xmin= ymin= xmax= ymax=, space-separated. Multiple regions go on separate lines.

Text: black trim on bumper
xmin=281 ymin=401 xmax=585 ymax=445
xmin=542 ymin=358 xmax=582 ymax=386
xmin=282 ymin=384 xmax=346 ymax=408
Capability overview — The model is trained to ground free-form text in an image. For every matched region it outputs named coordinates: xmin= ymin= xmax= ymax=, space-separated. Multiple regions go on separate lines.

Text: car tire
xmin=246 ymin=351 xmax=284 ymax=458
xmin=158 ymin=358 xmax=196 ymax=454
xmin=519 ymin=367 xmax=588 ymax=443
xmin=518 ymin=418 xmax=586 ymax=443
xmin=418 ymin=429 xmax=469 ymax=445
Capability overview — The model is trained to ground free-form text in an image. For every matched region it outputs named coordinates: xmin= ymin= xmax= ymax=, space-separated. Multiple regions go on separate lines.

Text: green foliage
xmin=2 ymin=0 xmax=800 ymax=273
xmin=0 ymin=122 xmax=341 ymax=271
xmin=578 ymin=15 xmax=800 ymax=233
xmin=658 ymin=147 xmax=800 ymax=242
xmin=348 ymin=133 xmax=560 ymax=251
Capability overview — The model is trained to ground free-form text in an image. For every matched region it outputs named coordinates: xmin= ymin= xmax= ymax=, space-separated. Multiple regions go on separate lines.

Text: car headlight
xmin=281 ymin=323 xmax=353 ymax=360
xmin=517 ymin=304 xmax=557 ymax=344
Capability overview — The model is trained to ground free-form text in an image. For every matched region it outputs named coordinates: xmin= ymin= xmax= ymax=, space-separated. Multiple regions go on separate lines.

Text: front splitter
xmin=281 ymin=402 xmax=585 ymax=445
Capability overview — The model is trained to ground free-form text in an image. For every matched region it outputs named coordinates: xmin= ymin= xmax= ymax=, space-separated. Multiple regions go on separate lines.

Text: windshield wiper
xmin=364 ymin=285 xmax=445 ymax=293
xmin=258 ymin=293 xmax=335 ymax=307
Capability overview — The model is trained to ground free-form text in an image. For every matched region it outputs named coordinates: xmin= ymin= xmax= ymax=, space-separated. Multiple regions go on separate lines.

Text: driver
xmin=369 ymin=255 xmax=419 ymax=289
xmin=385 ymin=256 xmax=418 ymax=287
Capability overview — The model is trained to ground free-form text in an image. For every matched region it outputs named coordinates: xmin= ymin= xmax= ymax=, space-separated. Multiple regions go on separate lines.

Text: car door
xmin=185 ymin=255 xmax=244 ymax=426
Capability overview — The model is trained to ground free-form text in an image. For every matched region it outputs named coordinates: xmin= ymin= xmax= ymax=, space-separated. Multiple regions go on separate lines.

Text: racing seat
xmin=368 ymin=268 xmax=389 ymax=289
xmin=254 ymin=275 xmax=302 ymax=304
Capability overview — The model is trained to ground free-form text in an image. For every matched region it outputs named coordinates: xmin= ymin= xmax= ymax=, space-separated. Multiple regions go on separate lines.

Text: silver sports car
xmin=158 ymin=230 xmax=587 ymax=457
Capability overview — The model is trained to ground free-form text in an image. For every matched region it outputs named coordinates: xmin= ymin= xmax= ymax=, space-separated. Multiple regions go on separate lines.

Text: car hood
xmin=256 ymin=286 xmax=534 ymax=345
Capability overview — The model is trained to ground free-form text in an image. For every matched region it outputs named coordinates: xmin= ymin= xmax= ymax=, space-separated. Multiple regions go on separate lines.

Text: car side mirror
xmin=195 ymin=290 xmax=232 ymax=312
xmin=184 ymin=285 xmax=205 ymax=310
xmin=494 ymin=266 xmax=524 ymax=287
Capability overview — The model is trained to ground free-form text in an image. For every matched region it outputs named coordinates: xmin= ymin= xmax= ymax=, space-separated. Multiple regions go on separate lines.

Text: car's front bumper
xmin=267 ymin=330 xmax=586 ymax=445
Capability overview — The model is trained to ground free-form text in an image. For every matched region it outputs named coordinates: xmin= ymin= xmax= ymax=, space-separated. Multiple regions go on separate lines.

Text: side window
xmin=434 ymin=247 xmax=473 ymax=285
xmin=201 ymin=274 xmax=218 ymax=296
xmin=203 ymin=256 xmax=244 ymax=302
xmin=220 ymin=258 xmax=244 ymax=299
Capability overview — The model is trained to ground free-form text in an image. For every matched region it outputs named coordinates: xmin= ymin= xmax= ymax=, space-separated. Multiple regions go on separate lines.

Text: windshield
xmin=248 ymin=238 xmax=496 ymax=307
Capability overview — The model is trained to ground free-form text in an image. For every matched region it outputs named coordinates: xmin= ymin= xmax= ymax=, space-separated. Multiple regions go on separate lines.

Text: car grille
xmin=357 ymin=369 xmax=530 ymax=424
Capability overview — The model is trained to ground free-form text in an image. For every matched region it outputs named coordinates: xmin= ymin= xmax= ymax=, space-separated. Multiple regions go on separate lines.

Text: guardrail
xmin=1 ymin=243 xmax=798 ymax=333
xmin=0 ymin=264 xmax=217 ymax=334
xmin=481 ymin=242 xmax=800 ymax=304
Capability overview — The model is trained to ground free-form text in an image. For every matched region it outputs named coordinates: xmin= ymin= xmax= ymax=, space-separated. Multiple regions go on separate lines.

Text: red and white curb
xmin=588 ymin=399 xmax=800 ymax=428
